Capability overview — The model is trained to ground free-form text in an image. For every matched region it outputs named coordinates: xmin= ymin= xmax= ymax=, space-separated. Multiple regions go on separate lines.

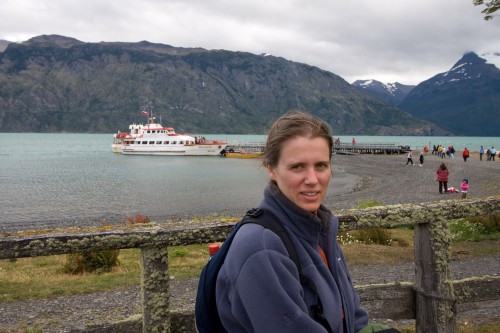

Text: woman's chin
xmin=298 ymin=202 xmax=321 ymax=213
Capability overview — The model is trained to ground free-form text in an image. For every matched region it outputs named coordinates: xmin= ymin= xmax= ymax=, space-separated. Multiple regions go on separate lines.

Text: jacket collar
xmin=260 ymin=184 xmax=331 ymax=244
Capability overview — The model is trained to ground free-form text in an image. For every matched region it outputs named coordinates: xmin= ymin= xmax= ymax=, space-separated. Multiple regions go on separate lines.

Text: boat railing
xmin=198 ymin=139 xmax=227 ymax=145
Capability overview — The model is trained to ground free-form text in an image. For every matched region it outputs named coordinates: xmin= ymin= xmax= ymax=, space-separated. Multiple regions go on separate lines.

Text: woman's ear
xmin=267 ymin=164 xmax=276 ymax=181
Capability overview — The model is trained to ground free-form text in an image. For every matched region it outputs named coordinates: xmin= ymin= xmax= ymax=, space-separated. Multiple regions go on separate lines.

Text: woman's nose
xmin=304 ymin=169 xmax=318 ymax=184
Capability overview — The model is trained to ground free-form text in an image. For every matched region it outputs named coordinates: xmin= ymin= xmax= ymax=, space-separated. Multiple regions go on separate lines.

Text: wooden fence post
xmin=140 ymin=246 xmax=170 ymax=333
xmin=414 ymin=219 xmax=456 ymax=333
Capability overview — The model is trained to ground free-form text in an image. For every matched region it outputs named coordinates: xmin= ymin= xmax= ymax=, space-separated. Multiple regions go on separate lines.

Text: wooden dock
xmin=225 ymin=142 xmax=265 ymax=154
xmin=226 ymin=142 xmax=410 ymax=155
xmin=333 ymin=143 xmax=411 ymax=155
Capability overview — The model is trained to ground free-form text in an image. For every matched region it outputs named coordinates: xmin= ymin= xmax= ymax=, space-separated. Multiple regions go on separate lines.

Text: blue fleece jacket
xmin=216 ymin=185 xmax=369 ymax=332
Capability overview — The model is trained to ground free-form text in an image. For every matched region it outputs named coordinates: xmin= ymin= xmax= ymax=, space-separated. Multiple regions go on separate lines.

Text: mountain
xmin=0 ymin=40 xmax=9 ymax=52
xmin=352 ymin=80 xmax=415 ymax=106
xmin=0 ymin=34 xmax=447 ymax=135
xmin=397 ymin=52 xmax=500 ymax=136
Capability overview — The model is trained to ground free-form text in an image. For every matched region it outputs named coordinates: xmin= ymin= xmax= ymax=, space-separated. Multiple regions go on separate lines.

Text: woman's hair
xmin=439 ymin=162 xmax=447 ymax=170
xmin=261 ymin=110 xmax=333 ymax=168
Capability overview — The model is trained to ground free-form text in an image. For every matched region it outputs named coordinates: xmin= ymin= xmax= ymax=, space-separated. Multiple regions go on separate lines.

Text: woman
xmin=216 ymin=111 xmax=397 ymax=333
xmin=436 ymin=162 xmax=449 ymax=194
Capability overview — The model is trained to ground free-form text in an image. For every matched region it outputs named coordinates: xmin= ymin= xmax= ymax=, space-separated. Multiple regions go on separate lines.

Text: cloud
xmin=1 ymin=0 xmax=499 ymax=84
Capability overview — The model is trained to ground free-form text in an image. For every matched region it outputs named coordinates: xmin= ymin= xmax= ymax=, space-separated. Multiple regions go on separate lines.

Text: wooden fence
xmin=1 ymin=196 xmax=499 ymax=333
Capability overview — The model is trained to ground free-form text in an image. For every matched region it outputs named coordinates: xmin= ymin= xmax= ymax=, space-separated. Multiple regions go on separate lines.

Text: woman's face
xmin=267 ymin=136 xmax=331 ymax=213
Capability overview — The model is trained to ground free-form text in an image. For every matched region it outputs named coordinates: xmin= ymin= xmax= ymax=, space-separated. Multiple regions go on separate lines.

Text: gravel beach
xmin=1 ymin=152 xmax=498 ymax=332
xmin=328 ymin=151 xmax=499 ymax=210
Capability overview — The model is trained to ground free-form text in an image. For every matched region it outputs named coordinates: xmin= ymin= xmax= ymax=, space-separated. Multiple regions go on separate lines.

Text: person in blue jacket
xmin=216 ymin=111 xmax=395 ymax=333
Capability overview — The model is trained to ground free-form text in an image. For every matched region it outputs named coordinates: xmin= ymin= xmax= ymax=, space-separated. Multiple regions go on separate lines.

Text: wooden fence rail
xmin=1 ymin=196 xmax=499 ymax=333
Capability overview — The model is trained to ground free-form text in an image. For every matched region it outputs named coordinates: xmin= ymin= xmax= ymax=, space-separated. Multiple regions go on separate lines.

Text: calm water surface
xmin=0 ymin=133 xmax=498 ymax=231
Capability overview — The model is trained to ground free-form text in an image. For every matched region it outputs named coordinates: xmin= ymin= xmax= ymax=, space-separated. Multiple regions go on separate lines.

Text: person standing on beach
xmin=479 ymin=146 xmax=484 ymax=161
xmin=436 ymin=162 xmax=449 ymax=194
xmin=450 ymin=146 xmax=455 ymax=159
xmin=419 ymin=151 xmax=424 ymax=167
xmin=491 ymin=147 xmax=496 ymax=161
xmin=215 ymin=111 xmax=400 ymax=333
xmin=406 ymin=151 xmax=414 ymax=165
xmin=462 ymin=148 xmax=470 ymax=162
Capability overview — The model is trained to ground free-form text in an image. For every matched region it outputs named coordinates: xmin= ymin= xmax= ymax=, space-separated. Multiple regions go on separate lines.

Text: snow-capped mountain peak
xmin=436 ymin=52 xmax=496 ymax=85
xmin=352 ymin=79 xmax=415 ymax=106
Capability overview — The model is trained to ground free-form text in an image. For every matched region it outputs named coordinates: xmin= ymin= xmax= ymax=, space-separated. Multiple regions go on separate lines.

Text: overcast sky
xmin=1 ymin=0 xmax=499 ymax=85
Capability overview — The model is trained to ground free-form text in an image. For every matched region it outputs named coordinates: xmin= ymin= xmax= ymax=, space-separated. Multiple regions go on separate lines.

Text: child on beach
xmin=406 ymin=151 xmax=414 ymax=165
xmin=419 ymin=152 xmax=424 ymax=167
xmin=461 ymin=179 xmax=469 ymax=199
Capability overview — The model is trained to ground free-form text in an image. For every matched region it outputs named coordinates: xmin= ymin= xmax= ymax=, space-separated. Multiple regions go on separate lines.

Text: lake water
xmin=1 ymin=133 xmax=498 ymax=231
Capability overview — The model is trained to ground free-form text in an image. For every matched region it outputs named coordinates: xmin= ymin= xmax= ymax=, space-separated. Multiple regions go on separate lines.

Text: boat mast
xmin=142 ymin=102 xmax=154 ymax=125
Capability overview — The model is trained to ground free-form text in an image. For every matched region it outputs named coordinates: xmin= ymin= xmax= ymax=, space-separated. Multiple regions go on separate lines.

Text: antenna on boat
xmin=141 ymin=101 xmax=155 ymax=125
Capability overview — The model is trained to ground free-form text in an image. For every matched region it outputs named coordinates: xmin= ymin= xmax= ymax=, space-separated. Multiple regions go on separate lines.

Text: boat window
xmin=180 ymin=141 xmax=184 ymax=144
xmin=149 ymin=141 xmax=154 ymax=144
xmin=142 ymin=141 xmax=148 ymax=144
xmin=164 ymin=141 xmax=169 ymax=144
xmin=172 ymin=141 xmax=177 ymax=144
xmin=156 ymin=141 xmax=162 ymax=144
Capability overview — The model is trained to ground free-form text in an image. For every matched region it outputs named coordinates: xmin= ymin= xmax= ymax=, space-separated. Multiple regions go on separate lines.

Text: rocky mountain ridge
xmin=0 ymin=35 xmax=447 ymax=135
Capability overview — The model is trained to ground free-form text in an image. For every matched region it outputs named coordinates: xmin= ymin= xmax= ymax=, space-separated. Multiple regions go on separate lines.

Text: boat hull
xmin=119 ymin=144 xmax=227 ymax=156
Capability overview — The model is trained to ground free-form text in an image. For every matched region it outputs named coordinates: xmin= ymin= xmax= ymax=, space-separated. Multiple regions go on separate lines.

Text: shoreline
xmin=1 ymin=152 xmax=499 ymax=233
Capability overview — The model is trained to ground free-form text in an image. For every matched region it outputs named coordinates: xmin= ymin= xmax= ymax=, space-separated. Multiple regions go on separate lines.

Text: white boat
xmin=112 ymin=111 xmax=227 ymax=156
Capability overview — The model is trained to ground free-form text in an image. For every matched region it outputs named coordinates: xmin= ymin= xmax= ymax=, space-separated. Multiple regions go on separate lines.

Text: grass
xmin=0 ymin=243 xmax=212 ymax=302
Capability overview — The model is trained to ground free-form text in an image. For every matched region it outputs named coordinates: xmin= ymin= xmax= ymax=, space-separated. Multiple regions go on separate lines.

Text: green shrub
xmin=63 ymin=250 xmax=120 ymax=274
xmin=449 ymin=219 xmax=487 ymax=242
xmin=357 ymin=199 xmax=383 ymax=208
xmin=338 ymin=228 xmax=395 ymax=246
xmin=466 ymin=214 xmax=500 ymax=234
xmin=351 ymin=228 xmax=393 ymax=245
xmin=171 ymin=249 xmax=188 ymax=257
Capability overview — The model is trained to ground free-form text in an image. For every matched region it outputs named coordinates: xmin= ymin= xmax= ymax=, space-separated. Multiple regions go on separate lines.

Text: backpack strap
xmin=243 ymin=208 xmax=334 ymax=333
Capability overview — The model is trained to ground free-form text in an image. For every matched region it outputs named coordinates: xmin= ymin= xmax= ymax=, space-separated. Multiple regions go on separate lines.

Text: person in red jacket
xmin=462 ymin=148 xmax=470 ymax=162
xmin=436 ymin=162 xmax=449 ymax=194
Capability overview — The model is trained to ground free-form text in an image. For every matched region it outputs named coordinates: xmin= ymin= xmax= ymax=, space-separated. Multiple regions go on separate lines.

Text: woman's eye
xmin=316 ymin=163 xmax=329 ymax=170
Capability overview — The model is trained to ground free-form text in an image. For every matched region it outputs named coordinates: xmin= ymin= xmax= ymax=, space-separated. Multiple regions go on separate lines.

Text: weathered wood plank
xmin=356 ymin=282 xmax=415 ymax=319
